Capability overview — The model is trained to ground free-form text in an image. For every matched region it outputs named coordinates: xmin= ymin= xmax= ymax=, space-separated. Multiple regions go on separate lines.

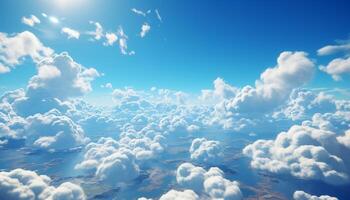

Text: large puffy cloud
xmin=0 ymin=31 xmax=53 ymax=73
xmin=176 ymin=163 xmax=242 ymax=199
xmin=75 ymin=126 xmax=166 ymax=185
xmin=12 ymin=52 xmax=99 ymax=117
xmin=274 ymin=89 xmax=337 ymax=121
xmin=243 ymin=125 xmax=349 ymax=185
xmin=228 ymin=51 xmax=314 ymax=115
xmin=159 ymin=189 xmax=198 ymax=200
xmin=189 ymin=138 xmax=223 ymax=164
xmin=95 ymin=149 xmax=139 ymax=185
xmin=76 ymin=137 xmax=140 ymax=185
xmin=27 ymin=52 xmax=99 ymax=100
xmin=200 ymin=78 xmax=238 ymax=104
xmin=24 ymin=109 xmax=88 ymax=151
xmin=293 ymin=190 xmax=338 ymax=200
xmin=0 ymin=168 xmax=86 ymax=200
xmin=302 ymin=111 xmax=350 ymax=134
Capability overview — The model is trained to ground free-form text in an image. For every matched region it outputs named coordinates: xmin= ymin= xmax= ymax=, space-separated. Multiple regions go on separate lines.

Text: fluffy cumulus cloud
xmin=0 ymin=31 xmax=53 ymax=73
xmin=318 ymin=41 xmax=350 ymax=81
xmin=302 ymin=111 xmax=350 ymax=134
xmin=243 ymin=125 xmax=349 ymax=185
xmin=11 ymin=52 xmax=99 ymax=117
xmin=159 ymin=190 xmax=198 ymax=200
xmin=189 ymin=138 xmax=223 ymax=164
xmin=274 ymin=89 xmax=337 ymax=121
xmin=319 ymin=57 xmax=350 ymax=81
xmin=228 ymin=51 xmax=315 ymax=115
xmin=176 ymin=163 xmax=242 ymax=199
xmin=21 ymin=15 xmax=41 ymax=27
xmin=23 ymin=109 xmax=88 ymax=151
xmin=200 ymin=77 xmax=237 ymax=104
xmin=337 ymin=130 xmax=350 ymax=149
xmin=0 ymin=168 xmax=86 ymax=200
xmin=75 ymin=124 xmax=166 ymax=185
xmin=293 ymin=191 xmax=338 ymax=200
xmin=95 ymin=149 xmax=139 ymax=185
xmin=140 ymin=23 xmax=151 ymax=38
xmin=61 ymin=27 xmax=80 ymax=39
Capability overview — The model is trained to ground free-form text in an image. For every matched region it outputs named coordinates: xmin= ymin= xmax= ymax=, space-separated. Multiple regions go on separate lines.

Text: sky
xmin=1 ymin=1 xmax=350 ymax=199
xmin=0 ymin=0 xmax=349 ymax=102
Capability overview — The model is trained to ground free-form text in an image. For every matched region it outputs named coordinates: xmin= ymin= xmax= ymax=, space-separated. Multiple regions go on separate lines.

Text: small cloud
xmin=140 ymin=23 xmax=151 ymax=38
xmin=101 ymin=83 xmax=113 ymax=89
xmin=49 ymin=16 xmax=59 ymax=24
xmin=317 ymin=43 xmax=350 ymax=56
xmin=103 ymin=32 xmax=118 ymax=46
xmin=155 ymin=9 xmax=162 ymax=22
xmin=42 ymin=13 xmax=48 ymax=18
xmin=88 ymin=21 xmax=104 ymax=40
xmin=21 ymin=15 xmax=41 ymax=27
xmin=61 ymin=27 xmax=80 ymax=39
xmin=131 ymin=8 xmax=146 ymax=17
xmin=117 ymin=26 xmax=134 ymax=55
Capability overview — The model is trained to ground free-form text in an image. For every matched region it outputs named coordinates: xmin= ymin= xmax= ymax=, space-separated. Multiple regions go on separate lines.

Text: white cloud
xmin=27 ymin=52 xmax=99 ymax=100
xmin=228 ymin=51 xmax=315 ymax=115
xmin=49 ymin=16 xmax=59 ymax=24
xmin=243 ymin=125 xmax=349 ymax=185
xmin=176 ymin=163 xmax=242 ymax=199
xmin=140 ymin=23 xmax=151 ymax=38
xmin=131 ymin=8 xmax=147 ymax=17
xmin=337 ymin=130 xmax=350 ymax=149
xmin=319 ymin=57 xmax=350 ymax=81
xmin=95 ymin=149 xmax=139 ymax=185
xmin=9 ymin=52 xmax=99 ymax=117
xmin=0 ymin=168 xmax=86 ymax=200
xmin=21 ymin=15 xmax=40 ymax=27
xmin=200 ymin=77 xmax=237 ymax=104
xmin=117 ymin=26 xmax=133 ymax=55
xmin=293 ymin=190 xmax=338 ymax=200
xmin=61 ymin=27 xmax=80 ymax=39
xmin=317 ymin=43 xmax=350 ymax=56
xmin=189 ymin=138 xmax=223 ymax=164
xmin=155 ymin=9 xmax=162 ymax=22
xmin=273 ymin=89 xmax=337 ymax=121
xmin=159 ymin=190 xmax=198 ymax=200
xmin=24 ymin=109 xmax=89 ymax=151
xmin=103 ymin=32 xmax=118 ymax=46
xmin=89 ymin=21 xmax=103 ymax=40
xmin=302 ymin=111 xmax=350 ymax=134
xmin=0 ymin=31 xmax=53 ymax=73
xmin=101 ymin=82 xmax=113 ymax=89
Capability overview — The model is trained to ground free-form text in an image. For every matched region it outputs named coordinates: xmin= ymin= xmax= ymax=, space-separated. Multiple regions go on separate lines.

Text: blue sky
xmin=0 ymin=0 xmax=349 ymax=97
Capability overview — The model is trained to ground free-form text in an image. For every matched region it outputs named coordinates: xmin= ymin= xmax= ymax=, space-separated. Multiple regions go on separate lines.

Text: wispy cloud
xmin=131 ymin=8 xmax=147 ymax=17
xmin=140 ymin=23 xmax=151 ymax=38
xmin=61 ymin=27 xmax=80 ymax=39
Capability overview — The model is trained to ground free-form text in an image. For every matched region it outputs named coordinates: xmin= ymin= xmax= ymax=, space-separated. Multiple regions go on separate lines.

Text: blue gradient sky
xmin=0 ymin=0 xmax=349 ymax=97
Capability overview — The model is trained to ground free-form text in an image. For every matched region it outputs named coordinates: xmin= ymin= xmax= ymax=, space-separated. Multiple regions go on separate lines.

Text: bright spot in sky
xmin=49 ymin=16 xmax=59 ymax=24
